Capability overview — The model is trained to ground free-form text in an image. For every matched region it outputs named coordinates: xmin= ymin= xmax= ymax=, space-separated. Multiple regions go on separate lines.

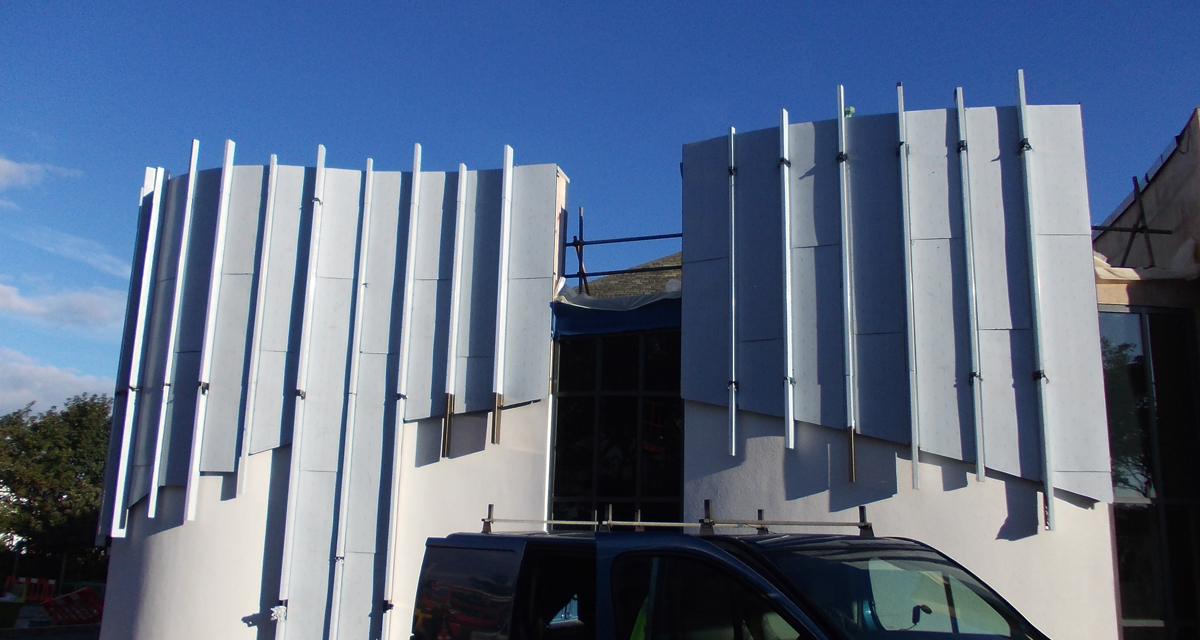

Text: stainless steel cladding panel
xmin=199 ymin=165 xmax=266 ymax=473
xmin=403 ymin=171 xmax=456 ymax=421
xmin=500 ymin=164 xmax=561 ymax=405
xmin=247 ymin=165 xmax=313 ymax=454
xmin=452 ymin=169 xmax=502 ymax=414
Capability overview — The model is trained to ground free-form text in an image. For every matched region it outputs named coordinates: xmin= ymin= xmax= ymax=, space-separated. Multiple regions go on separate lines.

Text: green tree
xmin=0 ymin=394 xmax=111 ymax=559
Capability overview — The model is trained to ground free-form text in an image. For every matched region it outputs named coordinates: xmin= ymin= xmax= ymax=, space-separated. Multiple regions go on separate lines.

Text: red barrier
xmin=41 ymin=588 xmax=103 ymax=626
xmin=3 ymin=577 xmax=57 ymax=603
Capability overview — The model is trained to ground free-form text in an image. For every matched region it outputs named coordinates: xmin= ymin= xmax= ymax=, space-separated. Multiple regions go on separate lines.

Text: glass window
xmin=552 ymin=331 xmax=682 ymax=528
xmin=517 ymin=550 xmax=595 ymax=640
xmin=611 ymin=555 xmax=807 ymax=640
xmin=762 ymin=538 xmax=1044 ymax=639
xmin=1101 ymin=308 xmax=1200 ymax=637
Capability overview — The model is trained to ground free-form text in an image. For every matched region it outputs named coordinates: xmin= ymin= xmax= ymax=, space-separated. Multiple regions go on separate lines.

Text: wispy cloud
xmin=13 ymin=225 xmax=131 ymax=278
xmin=0 ymin=348 xmax=113 ymax=415
xmin=0 ymin=281 xmax=125 ymax=330
xmin=0 ymin=199 xmax=17 ymax=210
xmin=0 ymin=155 xmax=80 ymax=192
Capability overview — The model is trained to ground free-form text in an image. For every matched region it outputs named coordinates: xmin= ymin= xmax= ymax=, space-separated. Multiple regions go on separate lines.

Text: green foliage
xmin=0 ymin=394 xmax=111 ymax=558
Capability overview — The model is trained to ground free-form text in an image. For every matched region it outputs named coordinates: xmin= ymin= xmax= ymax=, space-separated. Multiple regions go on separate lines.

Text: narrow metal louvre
xmin=679 ymin=78 xmax=1110 ymax=504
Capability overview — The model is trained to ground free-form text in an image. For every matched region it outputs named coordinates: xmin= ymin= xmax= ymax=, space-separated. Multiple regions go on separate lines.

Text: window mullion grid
xmin=1142 ymin=311 xmax=1178 ymax=632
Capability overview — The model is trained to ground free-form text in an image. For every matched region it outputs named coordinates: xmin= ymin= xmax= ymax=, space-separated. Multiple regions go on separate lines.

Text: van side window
xmin=612 ymin=555 xmax=806 ymax=640
xmin=516 ymin=549 xmax=596 ymax=640
xmin=412 ymin=547 xmax=520 ymax=640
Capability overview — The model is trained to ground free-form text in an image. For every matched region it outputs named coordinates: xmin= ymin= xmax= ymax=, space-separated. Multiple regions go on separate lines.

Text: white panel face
xmin=734 ymin=127 xmax=783 ymax=343
xmin=790 ymin=244 xmax=846 ymax=429
xmin=176 ymin=169 xmax=222 ymax=354
xmin=787 ymin=120 xmax=840 ymax=249
xmin=246 ymin=166 xmax=310 ymax=453
xmin=501 ymin=276 xmax=553 ymax=404
xmin=403 ymin=171 xmax=456 ymax=421
xmin=223 ymin=166 xmax=266 ymax=274
xmin=497 ymin=165 xmax=560 ymax=406
xmin=333 ymin=552 xmax=379 ymax=639
xmin=508 ymin=164 xmax=560 ymax=281
xmin=453 ymin=170 xmax=501 ymax=412
xmin=1027 ymin=106 xmax=1091 ymax=236
xmin=680 ymin=257 xmax=729 ymax=408
xmin=855 ymin=332 xmax=910 ymax=443
xmin=344 ymin=353 xmax=388 ymax=554
xmin=1035 ymin=234 xmax=1109 ymax=496
xmin=316 ymin=168 xmax=364 ymax=280
xmin=980 ymin=328 xmax=1041 ymax=479
xmin=199 ymin=274 xmax=255 ymax=473
xmin=404 ymin=278 xmax=451 ymax=420
xmin=285 ymin=469 xmax=338 ymax=639
xmin=911 ymin=239 xmax=974 ymax=460
xmin=905 ymin=109 xmax=962 ymax=241
xmin=248 ymin=350 xmax=288 ymax=454
xmin=847 ymin=114 xmax=906 ymax=337
xmin=681 ymin=136 xmax=729 ymax=262
xmin=966 ymin=107 xmax=1032 ymax=332
xmin=735 ymin=337 xmax=785 ymax=417
xmin=300 ymin=276 xmax=355 ymax=473
xmin=357 ymin=171 xmax=407 ymax=356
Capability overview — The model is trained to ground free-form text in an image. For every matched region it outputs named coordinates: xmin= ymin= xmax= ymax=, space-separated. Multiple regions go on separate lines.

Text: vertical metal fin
xmin=1015 ymin=69 xmax=1055 ymax=530
xmin=185 ymin=139 xmax=236 ymax=522
xmin=237 ymin=154 xmax=280 ymax=496
xmin=327 ymin=157 xmax=374 ymax=638
xmin=836 ymin=85 xmax=858 ymax=482
xmin=897 ymin=84 xmax=921 ymax=490
xmin=955 ymin=88 xmax=987 ymax=483
xmin=727 ymin=127 xmax=738 ymax=457
xmin=112 ymin=166 xmax=169 ymax=533
xmin=779 ymin=110 xmax=797 ymax=450
xmin=492 ymin=146 xmax=516 ymax=445
xmin=443 ymin=163 xmax=470 ymax=457
xmin=277 ymin=144 xmax=328 ymax=621
xmin=142 ymin=166 xmax=171 ymax=519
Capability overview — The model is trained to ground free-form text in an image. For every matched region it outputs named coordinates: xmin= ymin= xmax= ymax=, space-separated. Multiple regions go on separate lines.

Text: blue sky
xmin=0 ymin=1 xmax=1196 ymax=412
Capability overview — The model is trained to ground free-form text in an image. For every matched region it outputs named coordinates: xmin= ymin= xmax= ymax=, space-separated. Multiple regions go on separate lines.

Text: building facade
xmin=100 ymin=77 xmax=1123 ymax=640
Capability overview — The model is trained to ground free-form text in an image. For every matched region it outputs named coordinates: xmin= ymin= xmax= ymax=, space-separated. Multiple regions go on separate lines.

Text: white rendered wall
xmin=101 ymin=448 xmax=285 ymax=639
xmin=683 ymin=401 xmax=1118 ymax=640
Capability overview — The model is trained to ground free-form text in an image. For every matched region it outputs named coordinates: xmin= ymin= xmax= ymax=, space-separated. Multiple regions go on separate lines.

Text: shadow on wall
xmin=685 ymin=405 xmax=1043 ymax=541
xmin=415 ymin=413 xmax=489 ymax=467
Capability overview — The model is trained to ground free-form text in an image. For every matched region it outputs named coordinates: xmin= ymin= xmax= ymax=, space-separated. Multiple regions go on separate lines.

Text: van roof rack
xmin=481 ymin=500 xmax=874 ymax=538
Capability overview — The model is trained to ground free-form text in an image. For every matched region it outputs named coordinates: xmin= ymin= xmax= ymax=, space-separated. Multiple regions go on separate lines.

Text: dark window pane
xmin=554 ymin=397 xmax=595 ymax=498
xmin=641 ymin=399 xmax=683 ymax=497
xmin=611 ymin=556 xmax=653 ymax=640
xmin=1116 ymin=504 xmax=1166 ymax=620
xmin=1148 ymin=314 xmax=1200 ymax=501
xmin=1120 ymin=628 xmax=1168 ymax=640
xmin=558 ymin=338 xmax=597 ymax=392
xmin=552 ymin=501 xmax=595 ymax=530
xmin=1166 ymin=505 xmax=1198 ymax=620
xmin=412 ymin=547 xmax=519 ymax=640
xmin=597 ymin=397 xmax=639 ymax=497
xmin=644 ymin=331 xmax=681 ymax=393
xmin=1100 ymin=312 xmax=1156 ymax=499
xmin=602 ymin=335 xmax=640 ymax=392
xmin=637 ymin=502 xmax=681 ymax=525
xmin=656 ymin=557 xmax=804 ymax=640
xmin=518 ymin=551 xmax=596 ymax=640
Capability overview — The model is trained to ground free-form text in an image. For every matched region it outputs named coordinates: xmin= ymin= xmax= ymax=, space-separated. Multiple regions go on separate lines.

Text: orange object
xmin=41 ymin=588 xmax=103 ymax=626
xmin=4 ymin=577 xmax=57 ymax=603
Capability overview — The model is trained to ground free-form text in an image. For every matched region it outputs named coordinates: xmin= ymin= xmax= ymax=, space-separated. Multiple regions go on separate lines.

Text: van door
xmin=595 ymin=533 xmax=826 ymax=640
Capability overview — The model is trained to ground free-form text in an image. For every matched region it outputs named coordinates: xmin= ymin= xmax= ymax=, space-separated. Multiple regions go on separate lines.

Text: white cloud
xmin=0 ymin=199 xmax=17 ymax=210
xmin=0 ymin=156 xmax=80 ymax=192
xmin=0 ymin=348 xmax=113 ymax=415
xmin=13 ymin=225 xmax=130 ymax=278
xmin=0 ymin=281 xmax=125 ymax=330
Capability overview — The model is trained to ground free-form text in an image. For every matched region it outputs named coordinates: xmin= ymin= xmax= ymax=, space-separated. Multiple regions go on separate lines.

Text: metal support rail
xmin=481 ymin=501 xmax=873 ymax=537
xmin=563 ymin=216 xmax=683 ymax=292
